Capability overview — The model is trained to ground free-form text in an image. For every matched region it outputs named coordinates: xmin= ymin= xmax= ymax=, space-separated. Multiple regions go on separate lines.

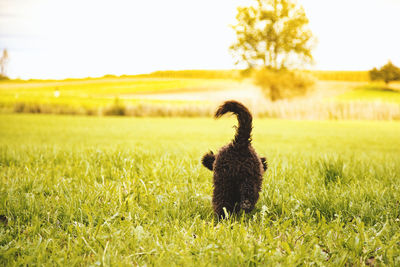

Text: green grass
xmin=1 ymin=114 xmax=400 ymax=265
xmin=0 ymin=77 xmax=242 ymax=108
xmin=336 ymin=85 xmax=400 ymax=103
xmin=0 ymin=71 xmax=379 ymax=111
xmin=2 ymin=74 xmax=400 ymax=120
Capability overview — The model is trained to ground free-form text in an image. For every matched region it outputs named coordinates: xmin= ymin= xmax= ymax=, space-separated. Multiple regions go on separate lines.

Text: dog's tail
xmin=215 ymin=100 xmax=252 ymax=146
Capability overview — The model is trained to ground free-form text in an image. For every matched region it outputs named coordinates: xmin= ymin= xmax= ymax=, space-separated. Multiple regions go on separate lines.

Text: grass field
xmin=0 ymin=77 xmax=243 ymax=108
xmin=0 ymin=70 xmax=374 ymax=110
xmin=1 ymin=72 xmax=400 ymax=119
xmin=1 ymin=114 xmax=400 ymax=265
xmin=336 ymin=85 xmax=400 ymax=104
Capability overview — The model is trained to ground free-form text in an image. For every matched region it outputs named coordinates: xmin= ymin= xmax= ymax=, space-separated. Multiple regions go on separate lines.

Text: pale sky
xmin=1 ymin=0 xmax=400 ymax=79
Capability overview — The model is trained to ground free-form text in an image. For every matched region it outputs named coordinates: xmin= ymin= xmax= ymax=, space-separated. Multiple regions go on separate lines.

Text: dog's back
xmin=202 ymin=100 xmax=267 ymax=217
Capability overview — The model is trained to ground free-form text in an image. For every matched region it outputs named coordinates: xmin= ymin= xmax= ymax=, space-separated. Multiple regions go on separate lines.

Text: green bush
xmin=104 ymin=98 xmax=126 ymax=116
xmin=254 ymin=68 xmax=315 ymax=101
xmin=369 ymin=61 xmax=400 ymax=84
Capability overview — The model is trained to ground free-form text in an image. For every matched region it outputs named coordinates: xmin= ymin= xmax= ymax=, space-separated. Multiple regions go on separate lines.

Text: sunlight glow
xmin=1 ymin=0 xmax=400 ymax=79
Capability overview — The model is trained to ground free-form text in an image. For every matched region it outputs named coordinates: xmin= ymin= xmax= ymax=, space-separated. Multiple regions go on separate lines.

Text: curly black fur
xmin=201 ymin=100 xmax=268 ymax=218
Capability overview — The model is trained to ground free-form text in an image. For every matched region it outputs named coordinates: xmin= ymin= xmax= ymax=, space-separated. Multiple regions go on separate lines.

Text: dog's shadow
xmin=199 ymin=206 xmax=264 ymax=226
xmin=207 ymin=202 xmax=293 ymax=226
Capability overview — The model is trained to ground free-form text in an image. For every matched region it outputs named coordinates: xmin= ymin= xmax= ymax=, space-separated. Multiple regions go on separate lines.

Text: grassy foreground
xmin=1 ymin=114 xmax=400 ymax=265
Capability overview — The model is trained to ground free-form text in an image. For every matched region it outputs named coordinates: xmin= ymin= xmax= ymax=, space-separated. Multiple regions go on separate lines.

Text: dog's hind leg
xmin=239 ymin=179 xmax=259 ymax=213
xmin=201 ymin=151 xmax=215 ymax=171
xmin=212 ymin=175 xmax=237 ymax=218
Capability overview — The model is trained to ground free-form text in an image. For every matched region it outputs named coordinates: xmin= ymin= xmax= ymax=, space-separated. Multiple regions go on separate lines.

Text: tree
xmin=230 ymin=0 xmax=313 ymax=70
xmin=0 ymin=49 xmax=9 ymax=80
xmin=369 ymin=61 xmax=400 ymax=84
xmin=230 ymin=0 xmax=315 ymax=101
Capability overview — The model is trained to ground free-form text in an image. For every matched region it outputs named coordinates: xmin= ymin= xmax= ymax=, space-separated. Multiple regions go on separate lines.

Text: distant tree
xmin=0 ymin=49 xmax=9 ymax=80
xmin=230 ymin=0 xmax=314 ymax=100
xmin=369 ymin=61 xmax=400 ymax=84
xmin=230 ymin=0 xmax=314 ymax=70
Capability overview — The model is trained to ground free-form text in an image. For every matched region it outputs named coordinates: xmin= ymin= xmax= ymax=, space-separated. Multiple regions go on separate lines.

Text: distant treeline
xmin=3 ymin=70 xmax=372 ymax=82
xmin=132 ymin=70 xmax=242 ymax=79
xmin=134 ymin=70 xmax=370 ymax=81
xmin=307 ymin=70 xmax=369 ymax=82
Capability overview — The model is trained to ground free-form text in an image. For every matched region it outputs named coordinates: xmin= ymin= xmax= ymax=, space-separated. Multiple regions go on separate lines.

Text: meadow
xmin=1 ymin=114 xmax=400 ymax=265
xmin=0 ymin=77 xmax=238 ymax=109
xmin=1 ymin=70 xmax=400 ymax=120
xmin=336 ymin=84 xmax=400 ymax=104
xmin=0 ymin=70 xmax=244 ymax=110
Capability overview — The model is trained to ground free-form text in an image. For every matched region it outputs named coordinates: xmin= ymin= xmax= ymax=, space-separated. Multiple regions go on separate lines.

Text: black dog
xmin=202 ymin=100 xmax=267 ymax=218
